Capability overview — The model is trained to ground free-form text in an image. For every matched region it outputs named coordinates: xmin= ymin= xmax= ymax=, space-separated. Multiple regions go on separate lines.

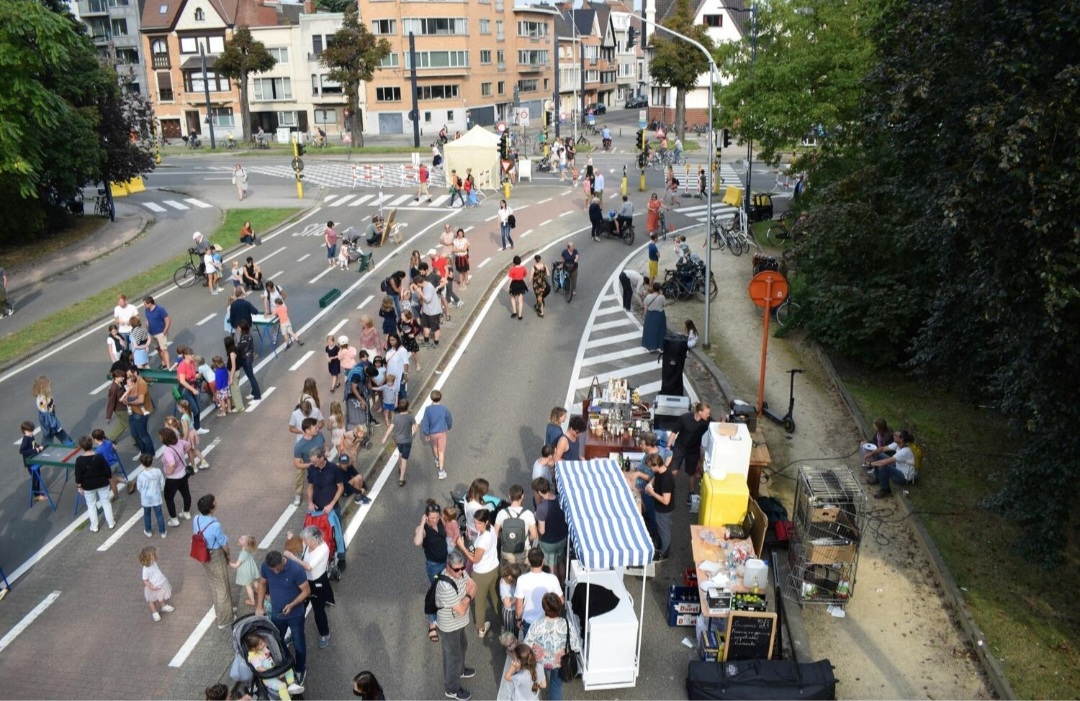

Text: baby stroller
xmin=230 ymin=614 xmax=301 ymax=700
xmin=304 ymin=510 xmax=345 ymax=580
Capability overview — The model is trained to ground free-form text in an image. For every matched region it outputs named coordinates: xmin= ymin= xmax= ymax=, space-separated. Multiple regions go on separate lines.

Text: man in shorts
xmin=667 ymin=402 xmax=711 ymax=504
xmin=414 ymin=274 xmax=443 ymax=347
xmin=532 ymin=476 xmax=568 ymax=584
xmin=419 ymin=389 xmax=453 ymax=479
xmin=141 ymin=295 xmax=173 ymax=369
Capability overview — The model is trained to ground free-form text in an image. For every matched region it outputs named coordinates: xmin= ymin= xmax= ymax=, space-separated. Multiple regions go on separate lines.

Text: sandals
xmin=428 ymin=625 xmax=440 ymax=643
xmin=398 ymin=479 xmax=406 ymax=487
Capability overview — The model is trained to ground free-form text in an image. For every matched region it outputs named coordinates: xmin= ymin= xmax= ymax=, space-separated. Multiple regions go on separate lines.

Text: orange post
xmin=757 ymin=275 xmax=772 ymax=416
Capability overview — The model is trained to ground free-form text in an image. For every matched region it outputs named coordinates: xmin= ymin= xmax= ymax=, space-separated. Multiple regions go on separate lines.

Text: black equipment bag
xmin=686 ymin=659 xmax=836 ymax=700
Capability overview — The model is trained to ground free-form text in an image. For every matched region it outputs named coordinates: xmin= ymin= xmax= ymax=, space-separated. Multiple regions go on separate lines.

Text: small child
xmin=328 ymin=400 xmax=346 ymax=456
xmin=230 ymin=535 xmax=260 ymax=605
xmin=499 ymin=563 xmax=522 ymax=634
xmin=230 ymin=260 xmax=243 ymax=291
xmin=381 ymin=398 xmax=416 ymax=487
xmin=91 ymin=428 xmax=127 ymax=500
xmin=19 ymin=420 xmax=47 ymax=502
xmin=195 ymin=355 xmax=217 ymax=402
xmin=336 ymin=243 xmax=351 ymax=270
xmin=245 ymin=633 xmax=304 ymax=699
xmin=176 ymin=400 xmax=210 ymax=470
xmin=336 ymin=453 xmax=371 ymax=506
xmin=135 ymin=453 xmax=166 ymax=538
xmin=377 ymin=296 xmax=398 ymax=341
xmin=205 ymin=246 xmax=221 ymax=295
xmin=139 ymin=546 xmax=174 ymax=621
xmin=377 ymin=373 xmax=398 ymax=427
xmin=442 ymin=505 xmax=461 ymax=550
xmin=212 ymin=356 xmax=231 ymax=417
xmin=358 ymin=315 xmax=380 ymax=360
xmin=273 ymin=298 xmax=304 ymax=349
xmin=325 ymin=335 xmax=341 ymax=392
xmin=504 ymin=642 xmax=545 ymax=700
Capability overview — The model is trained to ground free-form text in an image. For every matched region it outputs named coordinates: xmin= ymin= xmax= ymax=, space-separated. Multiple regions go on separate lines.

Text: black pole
xmin=409 ymin=32 xmax=420 ymax=148
xmin=553 ymin=25 xmax=560 ymax=140
xmin=579 ymin=50 xmax=585 ymax=124
xmin=199 ymin=42 xmax=216 ymax=149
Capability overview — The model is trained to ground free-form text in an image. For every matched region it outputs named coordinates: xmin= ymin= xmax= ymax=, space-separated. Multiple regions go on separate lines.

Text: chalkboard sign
xmin=723 ymin=611 xmax=777 ymax=661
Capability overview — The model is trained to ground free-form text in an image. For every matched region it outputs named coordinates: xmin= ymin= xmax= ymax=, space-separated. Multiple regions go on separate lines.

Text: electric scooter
xmin=761 ymin=368 xmax=804 ymax=433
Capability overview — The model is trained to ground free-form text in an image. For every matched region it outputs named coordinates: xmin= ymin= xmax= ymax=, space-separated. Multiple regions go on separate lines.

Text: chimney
xmin=304 ymin=0 xmax=315 ymax=13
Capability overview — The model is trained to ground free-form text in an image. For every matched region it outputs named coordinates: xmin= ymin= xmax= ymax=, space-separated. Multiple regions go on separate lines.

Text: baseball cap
xmin=338 ymin=335 xmax=348 ymax=345
xmin=426 ymin=248 xmax=438 ymax=257
xmin=337 ymin=454 xmax=350 ymax=464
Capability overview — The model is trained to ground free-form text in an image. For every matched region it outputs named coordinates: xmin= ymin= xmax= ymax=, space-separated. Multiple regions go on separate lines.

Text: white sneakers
xmin=180 ymin=511 xmax=191 ymax=520
xmin=167 ymin=518 xmax=180 ymax=527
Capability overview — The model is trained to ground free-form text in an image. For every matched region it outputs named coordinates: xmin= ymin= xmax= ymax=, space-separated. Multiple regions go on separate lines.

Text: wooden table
xmin=691 ymin=524 xmax=758 ymax=620
xmin=747 ymin=428 xmax=770 ymax=499
xmin=582 ymin=429 xmax=640 ymax=459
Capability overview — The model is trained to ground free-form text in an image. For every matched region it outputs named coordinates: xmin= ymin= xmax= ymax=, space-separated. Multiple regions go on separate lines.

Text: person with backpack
xmin=447 ymin=169 xmax=465 ymax=208
xmin=432 ymin=550 xmax=477 ymax=701
xmin=495 ymin=485 xmax=538 ymax=565
xmin=415 ymin=500 xmax=448 ymax=643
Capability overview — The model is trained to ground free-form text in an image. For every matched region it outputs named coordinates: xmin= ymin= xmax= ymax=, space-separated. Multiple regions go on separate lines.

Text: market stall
xmin=557 ymin=458 xmax=654 ymax=690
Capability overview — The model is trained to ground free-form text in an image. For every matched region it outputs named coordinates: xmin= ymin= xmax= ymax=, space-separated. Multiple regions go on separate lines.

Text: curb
xmin=808 ymin=342 xmax=1014 ymax=700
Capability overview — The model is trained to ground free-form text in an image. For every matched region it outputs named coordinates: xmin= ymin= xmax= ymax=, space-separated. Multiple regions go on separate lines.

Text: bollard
xmin=621 ymin=165 xmax=628 ymax=197
xmin=503 ymin=178 xmax=512 ymax=199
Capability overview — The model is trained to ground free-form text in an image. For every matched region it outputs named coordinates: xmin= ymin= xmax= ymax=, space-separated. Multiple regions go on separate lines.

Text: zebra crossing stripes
xmin=139 ymin=197 xmax=211 ymax=214
xmin=676 ymin=202 xmax=741 ymax=225
xmin=321 ymin=192 xmax=457 ymax=210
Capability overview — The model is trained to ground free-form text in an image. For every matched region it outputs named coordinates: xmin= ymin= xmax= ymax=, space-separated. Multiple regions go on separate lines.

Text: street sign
xmin=500 ymin=159 xmax=514 ymax=174
xmin=496 ymin=121 xmax=508 ymax=134
xmin=638 ymin=109 xmax=647 ymax=129
xmin=748 ymin=271 xmax=789 ymax=309
xmin=518 ymin=109 xmax=530 ymax=127
xmin=559 ymin=111 xmax=567 ymax=122
xmin=292 ymin=157 xmax=304 ymax=172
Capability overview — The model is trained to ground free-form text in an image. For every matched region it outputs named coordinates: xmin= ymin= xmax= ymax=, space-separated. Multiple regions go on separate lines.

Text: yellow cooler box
xmin=698 ymin=473 xmax=749 ymax=527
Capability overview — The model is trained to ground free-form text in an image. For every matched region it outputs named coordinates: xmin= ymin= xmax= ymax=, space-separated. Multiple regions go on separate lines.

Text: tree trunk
xmin=675 ymin=88 xmax=686 ymax=142
xmin=239 ymin=71 xmax=250 ymax=141
xmin=350 ymin=86 xmax=363 ymax=148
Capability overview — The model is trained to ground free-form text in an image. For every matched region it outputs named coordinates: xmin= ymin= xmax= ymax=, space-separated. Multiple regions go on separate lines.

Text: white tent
xmin=443 ymin=126 xmax=500 ymax=191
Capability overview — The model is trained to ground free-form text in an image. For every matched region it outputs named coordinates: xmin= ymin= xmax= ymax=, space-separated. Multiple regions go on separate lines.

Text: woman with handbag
xmin=497 ymin=200 xmax=515 ymax=251
xmin=159 ymin=427 xmax=193 ymax=527
xmin=455 ymin=509 xmax=501 ymax=639
xmin=641 ymin=282 xmax=668 ymax=352
xmin=523 ymin=592 xmax=581 ymax=700
xmin=452 ymin=228 xmax=470 ymax=290
xmin=284 ymin=526 xmax=336 ymax=649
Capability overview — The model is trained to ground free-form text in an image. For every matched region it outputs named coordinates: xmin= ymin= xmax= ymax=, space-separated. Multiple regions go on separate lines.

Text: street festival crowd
xmin=12 ymin=175 xmax=881 ymax=701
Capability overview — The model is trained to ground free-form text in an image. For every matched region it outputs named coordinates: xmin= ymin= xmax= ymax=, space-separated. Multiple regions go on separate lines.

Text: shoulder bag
xmin=190 ymin=517 xmax=213 ymax=563
xmin=170 ymin=445 xmax=195 ymax=478
xmin=558 ymin=616 xmax=580 ymax=682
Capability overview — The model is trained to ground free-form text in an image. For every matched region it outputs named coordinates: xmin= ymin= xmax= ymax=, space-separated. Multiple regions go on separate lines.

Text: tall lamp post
xmin=718 ymin=3 xmax=758 ymax=240
xmin=638 ymin=16 xmax=718 ymax=350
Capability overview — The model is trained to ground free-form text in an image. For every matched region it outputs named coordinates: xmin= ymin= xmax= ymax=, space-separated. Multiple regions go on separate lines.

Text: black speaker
xmin=661 ymin=334 xmax=688 ymax=396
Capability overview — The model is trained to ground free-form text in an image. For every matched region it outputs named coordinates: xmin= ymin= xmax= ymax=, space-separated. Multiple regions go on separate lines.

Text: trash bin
xmin=275 ymin=127 xmax=291 ymax=144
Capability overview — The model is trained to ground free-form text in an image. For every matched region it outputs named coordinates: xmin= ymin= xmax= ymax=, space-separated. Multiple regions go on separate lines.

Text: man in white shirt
xmin=593 ymin=171 xmax=606 ymax=204
xmin=514 ymin=547 xmax=562 ymax=637
xmin=864 ymin=429 xmax=917 ymax=499
xmin=618 ymin=268 xmax=646 ymax=311
xmin=414 ymin=274 xmax=443 ymax=346
xmin=113 ymin=294 xmax=138 ymax=341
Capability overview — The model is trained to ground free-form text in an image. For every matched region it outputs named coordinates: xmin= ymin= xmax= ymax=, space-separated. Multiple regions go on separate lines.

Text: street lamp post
xmin=718 ymin=2 xmax=758 ymax=241
xmin=638 ymin=16 xmax=718 ymax=350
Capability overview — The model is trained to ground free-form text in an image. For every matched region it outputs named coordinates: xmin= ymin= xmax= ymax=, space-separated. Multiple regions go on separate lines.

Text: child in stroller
xmin=231 ymin=615 xmax=304 ymax=700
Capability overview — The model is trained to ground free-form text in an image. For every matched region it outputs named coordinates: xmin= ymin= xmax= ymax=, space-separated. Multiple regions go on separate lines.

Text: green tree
xmin=215 ymin=26 xmax=276 ymax=140
xmin=648 ymin=0 xmax=714 ymax=141
xmin=315 ymin=0 xmax=352 ymax=11
xmin=320 ymin=2 xmax=390 ymax=148
xmin=713 ymin=0 xmax=880 ymax=166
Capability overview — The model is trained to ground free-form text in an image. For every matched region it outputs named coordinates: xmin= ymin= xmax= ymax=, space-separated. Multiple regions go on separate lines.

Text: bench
xmin=319 ymin=288 xmax=342 ymax=308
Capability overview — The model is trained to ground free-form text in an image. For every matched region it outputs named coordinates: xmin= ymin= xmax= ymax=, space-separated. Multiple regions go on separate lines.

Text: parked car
xmin=586 ymin=103 xmax=607 ymax=115
xmin=625 ymin=96 xmax=648 ymax=109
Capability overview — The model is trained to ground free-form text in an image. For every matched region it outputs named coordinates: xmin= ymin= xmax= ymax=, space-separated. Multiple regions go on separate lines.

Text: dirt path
xmin=676 ymin=234 xmax=991 ymax=699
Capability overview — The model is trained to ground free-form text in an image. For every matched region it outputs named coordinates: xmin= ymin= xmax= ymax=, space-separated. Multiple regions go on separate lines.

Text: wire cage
xmin=785 ymin=466 xmax=866 ymax=606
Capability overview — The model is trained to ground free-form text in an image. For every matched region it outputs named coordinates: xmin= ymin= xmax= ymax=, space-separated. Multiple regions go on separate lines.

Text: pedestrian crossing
xmin=209 ymin=162 xmax=448 ymax=190
xmin=672 ymin=201 xmax=741 ymax=226
xmin=139 ymin=197 xmax=212 ymax=213
xmin=322 ymin=192 xmax=456 ymax=209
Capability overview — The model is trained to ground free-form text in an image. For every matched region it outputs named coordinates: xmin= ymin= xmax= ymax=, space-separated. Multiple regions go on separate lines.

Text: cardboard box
xmin=699 ymin=629 xmax=721 ymax=661
xmin=669 ymin=612 xmax=700 ymax=627
xmin=804 ymin=539 xmax=857 ymax=566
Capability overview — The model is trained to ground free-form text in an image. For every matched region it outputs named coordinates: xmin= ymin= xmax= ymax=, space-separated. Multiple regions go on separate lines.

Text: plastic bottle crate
xmin=668 ymin=585 xmax=701 ymax=626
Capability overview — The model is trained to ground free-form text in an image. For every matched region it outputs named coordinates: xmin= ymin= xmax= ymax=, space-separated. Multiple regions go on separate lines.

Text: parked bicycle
xmin=661 ymin=261 xmax=718 ymax=302
xmin=173 ymin=248 xmax=209 ymax=289
xmin=766 ymin=210 xmax=801 ymax=247
xmin=94 ymin=190 xmax=111 ymax=218
xmin=710 ymin=213 xmax=750 ymax=256
xmin=551 ymin=261 xmax=574 ymax=303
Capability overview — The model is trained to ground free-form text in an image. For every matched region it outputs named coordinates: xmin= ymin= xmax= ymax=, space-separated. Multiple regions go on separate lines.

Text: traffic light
xmin=636 ymin=129 xmax=644 ymax=149
xmin=297 ymin=142 xmax=306 ymax=157
xmin=626 ymin=27 xmax=636 ymax=51
xmin=722 ymin=128 xmax=732 ymax=149
xmin=499 ymin=132 xmax=509 ymax=160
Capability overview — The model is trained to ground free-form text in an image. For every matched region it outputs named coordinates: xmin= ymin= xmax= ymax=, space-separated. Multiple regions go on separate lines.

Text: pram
xmin=304 ymin=510 xmax=345 ymax=580
xmin=230 ymin=614 xmax=301 ymax=700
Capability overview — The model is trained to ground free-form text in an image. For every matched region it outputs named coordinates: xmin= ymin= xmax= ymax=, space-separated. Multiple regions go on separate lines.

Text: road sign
xmin=638 ymin=109 xmax=647 ymax=129
xmin=560 ymin=111 xmax=567 ymax=122
xmin=518 ymin=109 xmax=530 ymax=127
xmin=292 ymin=157 xmax=304 ymax=172
xmin=500 ymin=159 xmax=514 ymax=174
xmin=748 ymin=271 xmax=789 ymax=309
xmin=496 ymin=121 xmax=508 ymax=134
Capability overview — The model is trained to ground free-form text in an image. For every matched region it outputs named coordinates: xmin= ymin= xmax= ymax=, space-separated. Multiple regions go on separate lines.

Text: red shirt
xmin=419 ymin=166 xmax=429 ymax=183
xmin=431 ymin=255 xmax=449 ymax=281
xmin=508 ymin=265 xmax=527 ymax=281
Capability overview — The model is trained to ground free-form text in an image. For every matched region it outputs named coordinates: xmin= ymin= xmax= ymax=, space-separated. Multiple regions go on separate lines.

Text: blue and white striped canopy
xmin=557 ymin=459 xmax=655 ymax=569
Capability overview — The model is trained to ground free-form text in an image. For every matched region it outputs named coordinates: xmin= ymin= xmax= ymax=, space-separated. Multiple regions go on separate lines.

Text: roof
xmin=140 ymin=0 xmax=281 ymax=33
xmin=557 ymin=459 xmax=655 ymax=569
xmin=657 ymin=0 xmax=749 ymax=38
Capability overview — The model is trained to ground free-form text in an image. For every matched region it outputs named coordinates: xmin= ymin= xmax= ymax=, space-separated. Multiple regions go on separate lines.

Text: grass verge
xmin=2 ymin=216 xmax=106 ymax=268
xmin=0 ymin=208 xmax=300 ymax=365
xmin=836 ymin=361 xmax=1080 ymax=699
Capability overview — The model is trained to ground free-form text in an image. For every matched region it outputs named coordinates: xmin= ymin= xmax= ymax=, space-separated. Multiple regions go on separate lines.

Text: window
xmin=496 ymin=20 xmax=503 ymax=40
xmin=517 ymin=21 xmax=548 ymax=38
xmin=377 ymin=53 xmax=399 ymax=68
xmin=193 ymin=7 xmax=204 ymax=21
xmin=497 ymin=81 xmax=504 ymax=94
xmin=480 ymin=50 xmax=491 ymax=64
xmin=543 ymin=78 xmax=549 ymax=90
xmin=210 ymin=107 xmax=234 ymax=127
xmin=404 ymin=51 xmax=469 ymax=69
xmin=314 ymin=109 xmax=338 ymax=125
xmin=417 ymin=85 xmax=459 ymax=100
xmin=517 ymin=50 xmax=548 ymax=66
xmin=158 ymin=4 xmax=168 ymax=13
xmin=517 ymin=79 xmax=537 ymax=92
xmin=252 ymin=77 xmax=292 ymax=100
xmin=479 ymin=19 xmax=491 ymax=35
xmin=585 ymin=70 xmax=599 ymax=83
xmin=267 ymin=47 xmax=288 ymax=63
xmin=371 ymin=19 xmax=396 ymax=35
xmin=703 ymin=14 xmax=723 ymax=27
xmin=312 ymin=35 xmax=323 ymax=56
xmin=185 ymin=70 xmax=229 ymax=92
xmin=424 ymin=111 xmax=432 ymax=122
xmin=276 ymin=111 xmax=297 ymax=127
xmin=376 ymin=87 xmax=401 ymax=102
xmin=446 ymin=110 xmax=453 ymax=121
xmin=206 ymin=36 xmax=224 ymax=53
xmin=496 ymin=49 xmax=504 ymax=64
xmin=151 ymin=38 xmax=168 ymax=55
xmin=402 ymin=18 xmax=467 ymax=36
xmin=481 ymin=82 xmax=492 ymax=97
xmin=180 ymin=36 xmax=223 ymax=54
xmin=319 ymin=75 xmax=342 ymax=94
xmin=88 ymin=17 xmax=109 ymax=39
xmin=156 ymin=71 xmax=173 ymax=101
xmin=110 ymin=18 xmax=128 ymax=36
xmin=116 ymin=48 xmax=139 ymax=64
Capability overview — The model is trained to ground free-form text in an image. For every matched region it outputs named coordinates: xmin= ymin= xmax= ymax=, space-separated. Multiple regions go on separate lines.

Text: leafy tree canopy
xmin=216 ymin=26 xmax=277 ymax=138
xmin=648 ymin=0 xmax=715 ymax=139
xmin=320 ymin=2 xmax=390 ymax=148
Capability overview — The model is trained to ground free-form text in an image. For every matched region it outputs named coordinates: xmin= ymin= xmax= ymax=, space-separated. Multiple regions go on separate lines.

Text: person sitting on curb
xmin=864 ymin=429 xmax=917 ymax=499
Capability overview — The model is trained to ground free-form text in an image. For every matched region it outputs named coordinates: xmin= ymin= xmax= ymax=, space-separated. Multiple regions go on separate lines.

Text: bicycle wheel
xmin=726 ymin=232 xmax=745 ymax=257
xmin=95 ymin=199 xmax=109 ymax=217
xmin=766 ymin=224 xmax=790 ymax=247
xmin=775 ymin=300 xmax=801 ymax=328
xmin=708 ymin=274 xmax=718 ymax=301
xmin=710 ymin=227 xmax=723 ymax=250
xmin=661 ymin=280 xmax=678 ymax=300
xmin=564 ymin=278 xmax=574 ymax=303
xmin=173 ymin=264 xmax=198 ymax=289
xmin=576 ymin=136 xmax=590 ymax=149
xmin=623 ymin=225 xmax=635 ymax=246
xmin=737 ymin=233 xmax=751 ymax=255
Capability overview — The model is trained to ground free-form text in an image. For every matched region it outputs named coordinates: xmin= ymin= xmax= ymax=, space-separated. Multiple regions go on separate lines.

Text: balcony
xmin=151 ymin=53 xmax=170 ymax=69
xmin=518 ymin=62 xmax=546 ymax=73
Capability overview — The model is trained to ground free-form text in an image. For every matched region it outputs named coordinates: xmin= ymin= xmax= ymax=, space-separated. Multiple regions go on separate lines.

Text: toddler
xmin=91 ymin=428 xmax=127 ymax=500
xmin=139 ymin=546 xmax=174 ymax=621
xmin=195 ymin=355 xmax=217 ymax=401
xmin=328 ymin=400 xmax=346 ymax=457
xmin=135 ymin=453 xmax=166 ymax=538
xmin=336 ymin=243 xmax=351 ymax=270
xmin=273 ymin=298 xmax=304 ymax=349
xmin=230 ymin=535 xmax=260 ymax=606
xmin=212 ymin=356 xmax=231 ymax=417
xmin=377 ymin=296 xmax=397 ymax=341
xmin=176 ymin=401 xmax=210 ymax=470
xmin=377 ymin=372 xmax=398 ymax=426
xmin=500 ymin=563 xmax=522 ymax=634
xmin=442 ymin=505 xmax=461 ymax=550
xmin=230 ymin=261 xmax=243 ymax=291
xmin=245 ymin=633 xmax=304 ymax=699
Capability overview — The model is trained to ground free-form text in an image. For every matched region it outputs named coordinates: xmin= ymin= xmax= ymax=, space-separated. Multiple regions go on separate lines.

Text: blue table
xmin=252 ymin=314 xmax=281 ymax=359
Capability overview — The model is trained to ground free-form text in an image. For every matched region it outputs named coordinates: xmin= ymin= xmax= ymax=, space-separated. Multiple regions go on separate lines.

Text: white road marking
xmin=520 ymin=229 xmax=533 ymax=238
xmin=581 ymin=346 xmax=650 ymax=367
xmin=167 ymin=609 xmax=215 ymax=668
xmin=350 ymin=194 xmax=375 ymax=206
xmin=333 ymin=195 xmax=357 ymax=207
xmin=308 ymin=265 xmax=335 ymax=284
xmin=540 ymin=219 xmax=552 ymax=227
xmin=594 ymin=305 xmax=624 ymax=317
xmin=142 ymin=202 xmax=167 ymax=213
xmin=560 ymin=210 xmax=574 ymax=217
xmin=538 ymin=197 xmax=553 ymax=204
xmin=355 ymin=294 xmax=373 ymax=310
xmin=590 ymin=318 xmax=636 ymax=332
xmin=259 ymin=505 xmax=299 ymax=550
xmin=256 ymin=246 xmax=286 ymax=266
xmin=196 ymin=313 xmax=217 ymax=326
xmin=246 ymin=385 xmax=276 ymax=412
xmin=329 ymin=318 xmax=349 ymax=336
xmin=389 ymin=194 xmax=412 ymax=206
xmin=477 ymin=257 xmax=493 ymax=269
xmin=0 ymin=591 xmax=61 ymax=654
xmin=184 ymin=198 xmax=212 ymax=208
xmin=324 ymin=195 xmax=341 ymax=206
xmin=89 ymin=380 xmax=111 ymax=396
xmin=96 ymin=511 xmax=143 ymax=551
xmin=484 ymin=214 xmax=498 ymax=222
xmin=573 ymin=360 xmax=662 ymax=389
xmin=429 ymin=194 xmax=450 ymax=207
xmin=162 ymin=200 xmax=190 ymax=211
xmin=296 ymin=253 xmax=311 ymax=263
xmin=289 ymin=350 xmax=315 ymax=371
xmin=270 ymin=270 xmax=285 ymax=280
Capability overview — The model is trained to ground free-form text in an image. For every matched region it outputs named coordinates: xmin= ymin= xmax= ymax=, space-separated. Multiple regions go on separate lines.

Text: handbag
xmin=558 ymin=616 xmax=580 ymax=682
xmin=170 ymin=446 xmax=195 ymax=478
xmin=507 ymin=214 xmax=517 ymax=229
xmin=190 ymin=518 xmax=212 ymax=563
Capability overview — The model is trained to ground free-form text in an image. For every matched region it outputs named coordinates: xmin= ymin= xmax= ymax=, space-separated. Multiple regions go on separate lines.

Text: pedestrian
xmin=522 ymin=593 xmax=580 ymax=700
xmin=230 ymin=535 xmax=260 ymax=605
xmin=292 ymin=418 xmax=326 ymax=506
xmin=495 ymin=485 xmax=538 ymax=565
xmin=232 ymin=164 xmax=248 ymax=201
xmin=0 ymin=265 xmax=13 ymax=316
xmin=75 ymin=435 xmax=116 ymax=532
xmin=176 ymin=347 xmax=208 ymax=433
xmin=212 ymin=356 xmax=232 ymax=416
xmin=358 ymin=315 xmax=380 ymax=360
xmin=435 ymin=550 xmax=478 ymax=701
xmin=513 ymin=547 xmax=561 ymax=638
xmin=256 ymin=550 xmax=311 ymax=684
xmin=685 ymin=319 xmax=699 ymax=348
xmin=384 ymin=331 xmax=411 ymax=404
xmin=589 ymin=197 xmax=604 ymax=242
xmin=160 ymin=427 xmax=193 ymax=526
xmin=324 ymin=220 xmax=338 ymax=268
xmin=398 ymin=310 xmax=422 ymax=372
xmin=531 ymin=445 xmax=556 ymax=488
xmin=106 ymin=323 xmax=128 ymax=364
xmin=377 ymin=297 xmax=398 ymax=347
xmin=129 ymin=316 xmax=150 ymax=368
xmin=417 ymin=162 xmax=431 ymax=202
xmin=452 ymin=229 xmax=470 ymax=290
xmin=619 ymin=268 xmax=646 ymax=312
xmin=581 ymin=175 xmax=592 ymax=210
xmin=32 ymin=375 xmax=74 ymax=445
xmin=644 ymin=452 xmax=675 ymax=561
xmin=325 ymin=335 xmax=341 ymax=392
xmin=455 ymin=509 xmax=500 ymax=639
xmin=103 ymin=369 xmax=131 ymax=446
xmin=428 ymin=249 xmax=461 ymax=312
xmin=507 ymin=256 xmax=528 ymax=320
xmin=497 ymin=200 xmax=515 ymax=251
xmin=263 ymin=280 xmax=286 ymax=315
xmin=228 ymin=287 xmax=259 ymax=337
xmin=552 ymin=414 xmax=585 ymax=464
xmin=90 ymin=427 xmax=127 ymax=500
xmin=205 ymin=245 xmax=222 ymax=295
xmin=139 ymin=545 xmax=175 ymax=621
xmin=123 ymin=368 xmax=155 ymax=456
xmin=532 ymin=477 xmax=568 ymax=584
xmin=273 ymin=297 xmax=304 ymax=348
xmin=284 ymin=526 xmax=336 ymax=649
xmin=19 ymin=420 xmax=47 ymax=502
xmin=647 ymin=230 xmax=661 ymax=282
xmin=447 ymin=169 xmax=464 ymax=208
xmin=352 ymin=671 xmax=385 ymax=700
xmin=641 ymin=282 xmax=667 ymax=352
xmin=594 ymin=171 xmax=605 ymax=204
xmin=234 ymin=321 xmax=263 ymax=401
xmin=240 ymin=221 xmax=256 ymax=246
xmin=337 ymin=453 xmax=371 ymax=506
xmin=499 ymin=563 xmax=522 ymax=633
xmin=420 ymin=390 xmax=453 ymax=479
xmin=195 ymin=493 xmax=236 ymax=630
xmin=141 ymin=296 xmax=173 ymax=369
xmin=381 ymin=398 xmax=416 ymax=487
xmin=504 ymin=643 xmax=545 ymax=700
xmin=113 ymin=294 xmax=138 ymax=344
xmin=415 ymin=499 xmax=449 ymax=641
xmin=223 ymin=336 xmax=245 ymax=414
xmin=668 ymin=401 xmax=712 ymax=500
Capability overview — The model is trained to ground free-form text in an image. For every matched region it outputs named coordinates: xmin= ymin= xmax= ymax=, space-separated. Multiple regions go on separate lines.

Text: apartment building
xmin=73 ymin=0 xmax=150 ymax=98
xmin=608 ymin=1 xmax=641 ymax=104
xmin=357 ymin=0 xmax=559 ymax=137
